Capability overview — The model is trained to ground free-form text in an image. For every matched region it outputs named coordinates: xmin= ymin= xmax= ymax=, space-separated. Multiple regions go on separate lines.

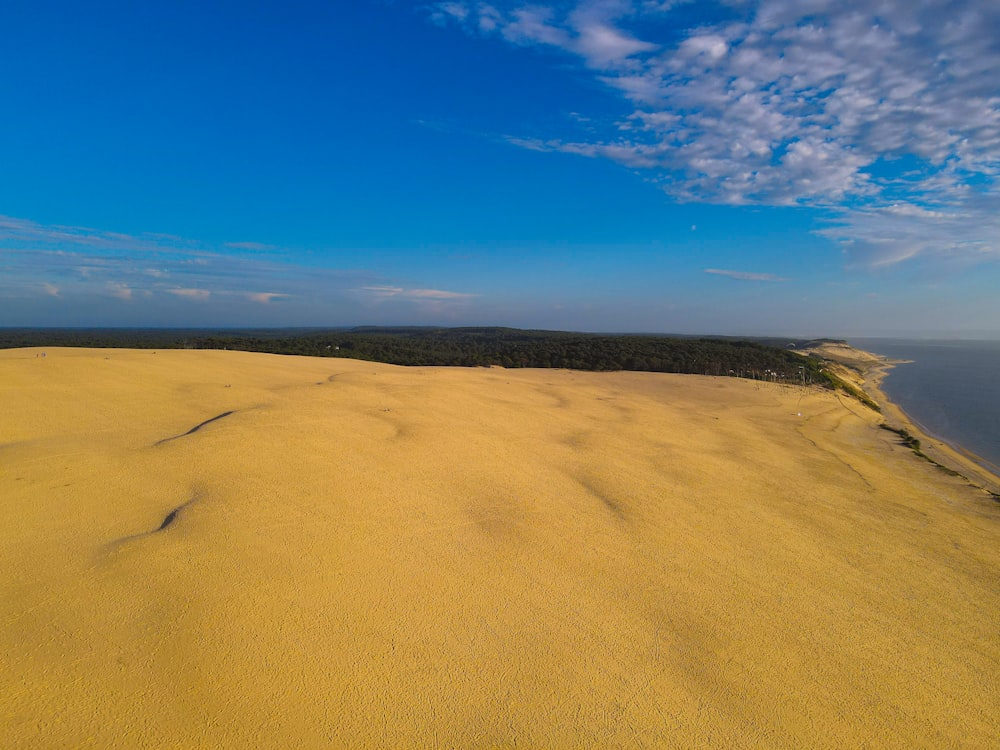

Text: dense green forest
xmin=1 ymin=326 xmax=856 ymax=392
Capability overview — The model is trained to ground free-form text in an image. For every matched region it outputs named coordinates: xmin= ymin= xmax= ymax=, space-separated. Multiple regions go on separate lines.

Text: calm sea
xmin=850 ymin=339 xmax=1000 ymax=473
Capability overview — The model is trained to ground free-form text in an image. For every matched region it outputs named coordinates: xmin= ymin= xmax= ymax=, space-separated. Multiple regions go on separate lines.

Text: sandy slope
xmin=1 ymin=348 xmax=998 ymax=748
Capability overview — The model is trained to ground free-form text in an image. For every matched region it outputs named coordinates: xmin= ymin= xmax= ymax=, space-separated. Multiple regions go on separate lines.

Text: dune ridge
xmin=1 ymin=347 xmax=998 ymax=748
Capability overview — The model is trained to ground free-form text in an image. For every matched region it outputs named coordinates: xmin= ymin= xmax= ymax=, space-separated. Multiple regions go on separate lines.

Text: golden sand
xmin=2 ymin=348 xmax=998 ymax=748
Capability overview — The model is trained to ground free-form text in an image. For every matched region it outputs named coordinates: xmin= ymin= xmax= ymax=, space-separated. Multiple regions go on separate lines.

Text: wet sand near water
xmin=2 ymin=348 xmax=998 ymax=747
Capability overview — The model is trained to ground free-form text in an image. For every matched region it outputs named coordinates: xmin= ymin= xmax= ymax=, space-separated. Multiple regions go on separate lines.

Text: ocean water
xmin=850 ymin=339 xmax=1000 ymax=474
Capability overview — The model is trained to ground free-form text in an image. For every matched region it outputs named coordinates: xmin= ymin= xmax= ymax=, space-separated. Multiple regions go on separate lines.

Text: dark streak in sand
xmin=579 ymin=477 xmax=627 ymax=521
xmin=109 ymin=497 xmax=197 ymax=548
xmin=155 ymin=411 xmax=235 ymax=446
xmin=157 ymin=504 xmax=184 ymax=531
xmin=149 ymin=497 xmax=197 ymax=534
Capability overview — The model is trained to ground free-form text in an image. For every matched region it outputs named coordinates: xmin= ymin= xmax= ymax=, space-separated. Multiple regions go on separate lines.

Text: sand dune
xmin=2 ymin=348 xmax=998 ymax=748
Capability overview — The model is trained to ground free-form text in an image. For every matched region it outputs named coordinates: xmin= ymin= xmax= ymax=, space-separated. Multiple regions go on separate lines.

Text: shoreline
xmin=795 ymin=340 xmax=1000 ymax=500
xmin=860 ymin=356 xmax=1000 ymax=499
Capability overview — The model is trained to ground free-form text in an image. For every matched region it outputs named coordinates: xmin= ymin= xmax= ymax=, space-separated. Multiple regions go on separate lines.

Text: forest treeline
xmin=1 ymin=326 xmax=858 ymax=392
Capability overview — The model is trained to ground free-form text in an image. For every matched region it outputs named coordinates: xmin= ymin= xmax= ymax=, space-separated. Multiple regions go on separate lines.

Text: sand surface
xmin=2 ymin=348 xmax=998 ymax=748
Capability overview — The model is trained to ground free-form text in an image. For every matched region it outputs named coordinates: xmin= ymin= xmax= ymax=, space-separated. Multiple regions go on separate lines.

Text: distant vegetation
xmin=1 ymin=326 xmax=866 ymax=399
xmin=820 ymin=369 xmax=881 ymax=412
xmin=880 ymin=423 xmax=961 ymax=477
xmin=880 ymin=424 xmax=922 ymax=453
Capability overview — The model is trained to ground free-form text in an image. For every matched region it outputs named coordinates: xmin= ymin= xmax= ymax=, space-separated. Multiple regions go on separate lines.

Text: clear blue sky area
xmin=2 ymin=0 xmax=998 ymax=336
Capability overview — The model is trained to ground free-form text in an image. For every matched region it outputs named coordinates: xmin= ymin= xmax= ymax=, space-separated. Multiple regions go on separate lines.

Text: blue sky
xmin=1 ymin=0 xmax=998 ymax=336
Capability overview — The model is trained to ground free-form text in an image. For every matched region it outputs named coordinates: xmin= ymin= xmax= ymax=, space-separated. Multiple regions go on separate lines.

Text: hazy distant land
xmin=2 ymin=345 xmax=998 ymax=747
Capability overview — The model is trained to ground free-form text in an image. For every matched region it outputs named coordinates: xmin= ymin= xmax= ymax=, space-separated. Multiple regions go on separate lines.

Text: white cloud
xmin=433 ymin=1 xmax=469 ymax=24
xmin=678 ymin=34 xmax=728 ymax=61
xmin=431 ymin=0 xmax=1000 ymax=266
xmin=361 ymin=285 xmax=405 ymax=297
xmin=0 ymin=217 xmax=373 ymax=308
xmin=224 ymin=241 xmax=276 ymax=251
xmin=167 ymin=288 xmax=211 ymax=300
xmin=107 ymin=282 xmax=133 ymax=300
xmin=573 ymin=21 xmax=657 ymax=67
xmin=246 ymin=292 xmax=290 ymax=304
xmin=704 ymin=268 xmax=789 ymax=282
xmin=0 ymin=214 xmax=156 ymax=252
xmin=408 ymin=288 xmax=478 ymax=300
xmin=502 ymin=6 xmax=571 ymax=47
xmin=2 ymin=216 xmax=481 ymax=331
xmin=42 ymin=282 xmax=60 ymax=297
xmin=358 ymin=285 xmax=477 ymax=301
xmin=817 ymin=194 xmax=1000 ymax=268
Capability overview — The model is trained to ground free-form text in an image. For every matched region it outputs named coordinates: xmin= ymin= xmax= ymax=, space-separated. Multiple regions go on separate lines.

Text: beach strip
xmin=810 ymin=344 xmax=1000 ymax=500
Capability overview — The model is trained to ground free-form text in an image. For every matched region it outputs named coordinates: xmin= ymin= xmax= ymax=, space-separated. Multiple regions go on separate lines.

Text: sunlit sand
xmin=2 ymin=348 xmax=998 ymax=747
